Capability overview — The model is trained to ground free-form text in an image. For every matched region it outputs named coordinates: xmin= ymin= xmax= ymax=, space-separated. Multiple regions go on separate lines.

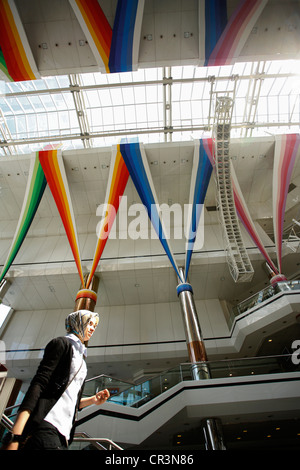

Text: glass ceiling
xmin=0 ymin=59 xmax=299 ymax=156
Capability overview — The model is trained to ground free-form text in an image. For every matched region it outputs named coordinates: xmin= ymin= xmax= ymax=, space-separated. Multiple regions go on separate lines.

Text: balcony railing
xmin=230 ymin=280 xmax=300 ymax=322
xmin=82 ymin=354 xmax=300 ymax=409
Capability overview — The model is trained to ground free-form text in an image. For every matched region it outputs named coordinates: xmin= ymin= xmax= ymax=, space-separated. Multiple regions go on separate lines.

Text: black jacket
xmin=20 ymin=336 xmax=85 ymax=443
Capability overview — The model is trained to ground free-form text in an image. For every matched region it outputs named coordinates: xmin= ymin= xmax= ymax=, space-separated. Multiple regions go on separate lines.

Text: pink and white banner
xmin=231 ymin=161 xmax=278 ymax=274
xmin=273 ymin=134 xmax=300 ymax=273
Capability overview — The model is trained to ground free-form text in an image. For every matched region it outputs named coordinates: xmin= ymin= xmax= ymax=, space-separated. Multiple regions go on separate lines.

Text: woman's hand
xmin=92 ymin=388 xmax=110 ymax=405
xmin=79 ymin=388 xmax=110 ymax=409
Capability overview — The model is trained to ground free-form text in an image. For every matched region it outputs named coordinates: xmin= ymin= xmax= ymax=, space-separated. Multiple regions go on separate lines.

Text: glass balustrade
xmin=82 ymin=374 xmax=134 ymax=400
xmin=82 ymin=354 xmax=300 ymax=410
xmin=230 ymin=280 xmax=300 ymax=321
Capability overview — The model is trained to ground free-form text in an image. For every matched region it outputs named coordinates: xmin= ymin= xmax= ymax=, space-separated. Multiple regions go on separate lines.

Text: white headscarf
xmin=65 ymin=309 xmax=99 ymax=343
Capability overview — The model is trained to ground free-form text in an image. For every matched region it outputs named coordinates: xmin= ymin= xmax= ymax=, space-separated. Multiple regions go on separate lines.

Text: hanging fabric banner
xmin=0 ymin=47 xmax=13 ymax=81
xmin=0 ymin=0 xmax=40 ymax=81
xmin=0 ymin=153 xmax=47 ymax=283
xmin=184 ymin=139 xmax=214 ymax=280
xmin=120 ymin=139 xmax=184 ymax=283
xmin=273 ymin=134 xmax=300 ymax=273
xmin=231 ymin=161 xmax=278 ymax=274
xmin=200 ymin=0 xmax=228 ymax=65
xmin=69 ymin=0 xmax=144 ymax=73
xmin=86 ymin=145 xmax=129 ymax=289
xmin=108 ymin=0 xmax=144 ymax=73
xmin=200 ymin=0 xmax=268 ymax=66
xmin=69 ymin=0 xmax=112 ymax=73
xmin=38 ymin=149 xmax=85 ymax=287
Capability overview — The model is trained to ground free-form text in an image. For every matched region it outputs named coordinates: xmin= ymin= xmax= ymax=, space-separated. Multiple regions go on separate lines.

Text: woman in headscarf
xmin=3 ymin=309 xmax=110 ymax=451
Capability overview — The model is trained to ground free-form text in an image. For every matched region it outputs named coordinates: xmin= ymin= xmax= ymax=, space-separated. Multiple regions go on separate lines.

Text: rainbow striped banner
xmin=184 ymin=139 xmax=214 ymax=280
xmin=69 ymin=0 xmax=144 ymax=73
xmin=69 ymin=0 xmax=112 ymax=73
xmin=201 ymin=0 xmax=268 ymax=66
xmin=86 ymin=144 xmax=129 ymax=288
xmin=120 ymin=139 xmax=184 ymax=283
xmin=108 ymin=0 xmax=144 ymax=73
xmin=231 ymin=161 xmax=278 ymax=274
xmin=38 ymin=149 xmax=85 ymax=287
xmin=0 ymin=153 xmax=47 ymax=283
xmin=0 ymin=47 xmax=13 ymax=81
xmin=273 ymin=134 xmax=300 ymax=273
xmin=0 ymin=0 xmax=40 ymax=81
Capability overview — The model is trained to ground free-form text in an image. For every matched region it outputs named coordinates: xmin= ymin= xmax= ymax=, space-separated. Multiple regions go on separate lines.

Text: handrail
xmin=182 ymin=352 xmax=295 ymax=366
xmin=3 ymin=403 xmax=21 ymax=414
xmin=1 ymin=413 xmax=14 ymax=432
xmin=72 ymin=432 xmax=123 ymax=450
xmin=0 ymin=418 xmax=123 ymax=450
xmin=84 ymin=373 xmax=134 ymax=385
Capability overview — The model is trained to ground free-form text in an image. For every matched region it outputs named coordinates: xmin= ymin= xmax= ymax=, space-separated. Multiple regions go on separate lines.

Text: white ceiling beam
xmin=3 ymin=72 xmax=298 ymax=98
xmin=1 ymin=121 xmax=299 ymax=150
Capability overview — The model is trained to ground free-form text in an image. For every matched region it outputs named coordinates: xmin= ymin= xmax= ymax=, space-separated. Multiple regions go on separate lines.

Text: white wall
xmin=1 ymin=298 xmax=229 ymax=369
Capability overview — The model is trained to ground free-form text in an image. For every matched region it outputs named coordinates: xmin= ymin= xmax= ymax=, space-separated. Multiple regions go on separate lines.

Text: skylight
xmin=0 ymin=60 xmax=299 ymax=156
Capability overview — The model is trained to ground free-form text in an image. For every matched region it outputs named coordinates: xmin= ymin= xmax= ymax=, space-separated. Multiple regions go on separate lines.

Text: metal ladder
xmin=213 ymin=94 xmax=254 ymax=282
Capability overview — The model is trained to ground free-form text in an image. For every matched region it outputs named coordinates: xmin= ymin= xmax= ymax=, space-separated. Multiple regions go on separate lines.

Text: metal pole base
xmin=74 ymin=274 xmax=99 ymax=312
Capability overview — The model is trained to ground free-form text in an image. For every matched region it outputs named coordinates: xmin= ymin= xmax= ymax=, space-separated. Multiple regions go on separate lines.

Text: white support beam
xmin=163 ymin=67 xmax=173 ymax=142
xmin=240 ymin=62 xmax=266 ymax=138
xmin=0 ymin=109 xmax=17 ymax=155
xmin=69 ymin=74 xmax=93 ymax=148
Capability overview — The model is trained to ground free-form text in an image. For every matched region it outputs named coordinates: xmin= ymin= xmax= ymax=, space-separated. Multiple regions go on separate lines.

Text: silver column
xmin=202 ymin=418 xmax=226 ymax=450
xmin=176 ymin=268 xmax=209 ymax=380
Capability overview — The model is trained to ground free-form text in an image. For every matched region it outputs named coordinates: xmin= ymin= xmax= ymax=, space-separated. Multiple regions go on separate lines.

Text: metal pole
xmin=202 ymin=418 xmax=226 ymax=450
xmin=176 ymin=268 xmax=209 ymax=380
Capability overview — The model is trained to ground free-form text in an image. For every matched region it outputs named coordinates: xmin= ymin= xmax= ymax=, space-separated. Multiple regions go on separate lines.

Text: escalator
xmin=2 ymin=355 xmax=300 ymax=450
